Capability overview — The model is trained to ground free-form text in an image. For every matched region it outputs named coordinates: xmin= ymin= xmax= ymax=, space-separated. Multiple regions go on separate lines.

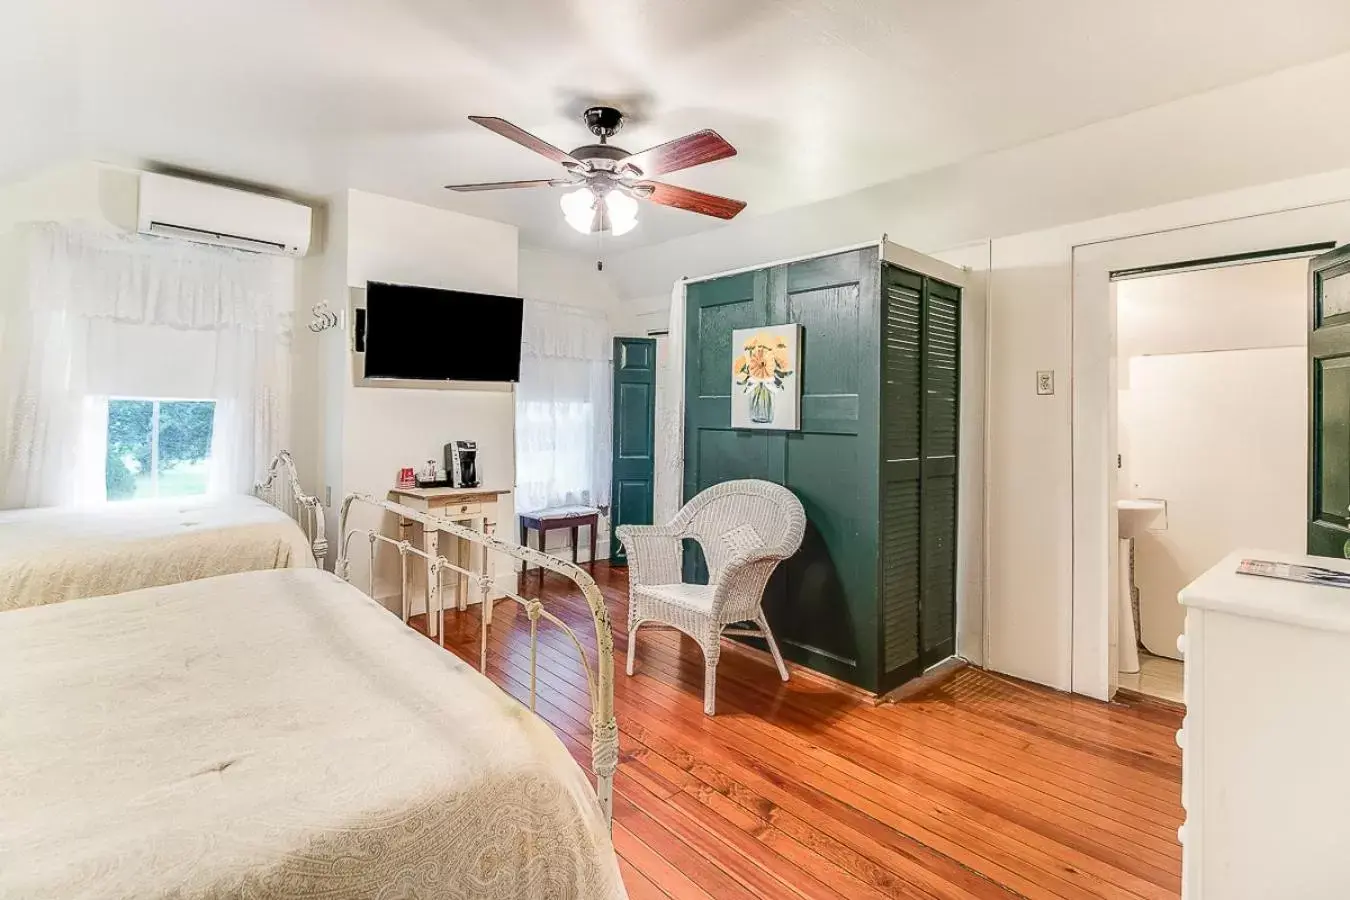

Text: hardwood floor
xmin=418 ymin=563 xmax=1184 ymax=900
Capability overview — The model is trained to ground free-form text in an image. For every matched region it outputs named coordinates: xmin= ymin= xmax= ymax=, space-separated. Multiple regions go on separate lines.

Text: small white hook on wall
xmin=308 ymin=302 xmax=343 ymax=334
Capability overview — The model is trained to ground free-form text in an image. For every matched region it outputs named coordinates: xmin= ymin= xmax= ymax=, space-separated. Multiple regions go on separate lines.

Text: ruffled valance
xmin=520 ymin=299 xmax=612 ymax=361
xmin=21 ymin=223 xmax=294 ymax=335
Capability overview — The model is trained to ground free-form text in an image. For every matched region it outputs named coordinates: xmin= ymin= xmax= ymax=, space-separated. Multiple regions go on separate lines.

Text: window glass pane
xmin=1321 ymin=270 xmax=1350 ymax=320
xmin=105 ymin=398 xmax=215 ymax=501
xmin=106 ymin=399 xmax=152 ymax=501
xmin=1319 ymin=359 xmax=1350 ymax=525
xmin=156 ymin=401 xmax=215 ymax=498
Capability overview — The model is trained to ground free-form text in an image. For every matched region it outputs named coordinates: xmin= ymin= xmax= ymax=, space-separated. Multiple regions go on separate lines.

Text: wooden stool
xmin=519 ymin=506 xmax=600 ymax=576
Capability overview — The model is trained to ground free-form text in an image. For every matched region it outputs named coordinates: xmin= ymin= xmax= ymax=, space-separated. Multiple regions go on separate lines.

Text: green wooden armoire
xmin=683 ymin=241 xmax=963 ymax=694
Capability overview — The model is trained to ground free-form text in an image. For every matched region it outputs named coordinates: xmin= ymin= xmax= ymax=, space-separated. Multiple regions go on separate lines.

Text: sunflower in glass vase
xmin=733 ymin=332 xmax=794 ymax=425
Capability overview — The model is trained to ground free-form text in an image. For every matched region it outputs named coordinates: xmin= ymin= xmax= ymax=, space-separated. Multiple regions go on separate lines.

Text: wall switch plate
xmin=325 ymin=485 xmax=332 ymax=507
xmin=1036 ymin=370 xmax=1055 ymax=396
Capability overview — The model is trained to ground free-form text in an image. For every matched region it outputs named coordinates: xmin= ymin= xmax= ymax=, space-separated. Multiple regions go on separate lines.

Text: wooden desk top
xmin=387 ymin=486 xmax=511 ymax=503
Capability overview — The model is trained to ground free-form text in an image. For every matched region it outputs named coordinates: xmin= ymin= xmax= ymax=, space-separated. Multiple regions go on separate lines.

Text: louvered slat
xmin=922 ymin=474 xmax=957 ymax=654
xmin=882 ymin=481 xmax=921 ymax=672
xmin=884 ymin=276 xmax=922 ymax=463
xmin=924 ymin=293 xmax=959 ymax=458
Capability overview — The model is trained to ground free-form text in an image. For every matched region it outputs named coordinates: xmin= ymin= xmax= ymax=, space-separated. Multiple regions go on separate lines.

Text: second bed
xmin=0 ymin=450 xmax=325 ymax=612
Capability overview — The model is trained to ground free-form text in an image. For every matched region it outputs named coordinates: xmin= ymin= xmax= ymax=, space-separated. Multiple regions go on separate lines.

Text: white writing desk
xmin=386 ymin=486 xmax=510 ymax=637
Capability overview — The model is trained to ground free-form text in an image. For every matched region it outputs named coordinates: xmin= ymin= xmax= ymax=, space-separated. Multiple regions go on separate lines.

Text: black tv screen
xmin=363 ymin=281 xmax=523 ymax=382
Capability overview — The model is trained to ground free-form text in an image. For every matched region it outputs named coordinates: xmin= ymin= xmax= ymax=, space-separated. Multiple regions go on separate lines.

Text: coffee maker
xmin=443 ymin=441 xmax=480 ymax=489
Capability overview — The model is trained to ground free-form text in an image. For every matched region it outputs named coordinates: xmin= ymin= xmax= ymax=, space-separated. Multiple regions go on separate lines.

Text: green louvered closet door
xmin=878 ymin=266 xmax=959 ymax=693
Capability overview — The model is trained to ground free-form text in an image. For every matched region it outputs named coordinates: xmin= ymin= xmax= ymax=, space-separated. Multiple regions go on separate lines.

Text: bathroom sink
xmin=1118 ymin=498 xmax=1166 ymax=538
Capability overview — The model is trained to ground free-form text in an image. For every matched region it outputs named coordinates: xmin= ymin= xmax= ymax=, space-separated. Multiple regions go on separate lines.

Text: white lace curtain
xmin=514 ymin=300 xmax=612 ymax=514
xmin=0 ymin=224 xmax=294 ymax=509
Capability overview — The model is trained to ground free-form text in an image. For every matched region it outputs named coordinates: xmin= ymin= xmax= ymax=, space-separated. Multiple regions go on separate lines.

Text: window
xmin=516 ymin=397 xmax=599 ymax=511
xmin=105 ymin=399 xmax=216 ymax=501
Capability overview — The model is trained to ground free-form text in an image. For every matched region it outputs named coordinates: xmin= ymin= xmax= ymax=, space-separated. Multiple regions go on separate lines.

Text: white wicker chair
xmin=616 ymin=479 xmax=807 ymax=715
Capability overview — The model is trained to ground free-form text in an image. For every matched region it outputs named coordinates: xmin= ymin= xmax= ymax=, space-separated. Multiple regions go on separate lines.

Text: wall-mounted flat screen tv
xmin=362 ymin=281 xmax=524 ymax=382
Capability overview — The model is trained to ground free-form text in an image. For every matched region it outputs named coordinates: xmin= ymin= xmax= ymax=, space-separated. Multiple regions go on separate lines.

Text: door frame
xmin=1070 ymin=198 xmax=1350 ymax=700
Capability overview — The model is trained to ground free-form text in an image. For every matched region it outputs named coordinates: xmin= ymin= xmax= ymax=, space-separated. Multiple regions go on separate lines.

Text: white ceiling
xmin=5 ymin=0 xmax=1350 ymax=251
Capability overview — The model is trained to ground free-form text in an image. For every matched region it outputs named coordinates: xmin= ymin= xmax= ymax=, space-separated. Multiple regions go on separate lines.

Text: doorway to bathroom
xmin=1112 ymin=254 xmax=1313 ymax=703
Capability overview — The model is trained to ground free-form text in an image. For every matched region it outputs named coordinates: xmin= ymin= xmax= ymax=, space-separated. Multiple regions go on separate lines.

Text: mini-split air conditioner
xmin=136 ymin=172 xmax=312 ymax=257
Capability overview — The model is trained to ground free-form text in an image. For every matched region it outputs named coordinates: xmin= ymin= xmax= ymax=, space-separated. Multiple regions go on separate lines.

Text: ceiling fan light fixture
xmin=559 ymin=186 xmax=639 ymax=236
xmin=560 ymin=187 xmax=597 ymax=234
xmin=606 ymin=190 xmax=638 ymax=236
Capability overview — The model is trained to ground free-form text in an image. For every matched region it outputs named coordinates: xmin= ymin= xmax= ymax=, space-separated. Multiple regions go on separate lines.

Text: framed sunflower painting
xmin=731 ymin=324 xmax=802 ymax=430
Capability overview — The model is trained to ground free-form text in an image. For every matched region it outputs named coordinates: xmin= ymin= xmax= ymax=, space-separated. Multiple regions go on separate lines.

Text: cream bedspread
xmin=0 ymin=568 xmax=626 ymax=900
xmin=0 ymin=494 xmax=315 ymax=612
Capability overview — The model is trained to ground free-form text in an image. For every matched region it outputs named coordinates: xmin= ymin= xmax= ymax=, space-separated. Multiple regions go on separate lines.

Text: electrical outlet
xmin=1036 ymin=370 xmax=1055 ymax=396
xmin=324 ymin=485 xmax=332 ymax=507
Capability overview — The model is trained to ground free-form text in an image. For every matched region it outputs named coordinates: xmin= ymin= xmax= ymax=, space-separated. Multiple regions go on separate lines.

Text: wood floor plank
xmin=416 ymin=564 xmax=1184 ymax=900
xmin=617 ymin=857 xmax=672 ymax=900
xmin=613 ymin=822 xmax=712 ymax=900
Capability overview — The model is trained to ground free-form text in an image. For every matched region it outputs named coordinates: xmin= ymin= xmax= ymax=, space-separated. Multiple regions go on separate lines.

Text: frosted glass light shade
xmin=558 ymin=186 xmax=639 ymax=235
xmin=606 ymin=191 xmax=638 ymax=236
xmin=560 ymin=187 xmax=597 ymax=234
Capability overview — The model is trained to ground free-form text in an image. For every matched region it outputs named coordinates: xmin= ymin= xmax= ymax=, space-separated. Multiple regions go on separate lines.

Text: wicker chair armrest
xmin=710 ymin=551 xmax=788 ymax=622
xmin=616 ymin=525 xmax=685 ymax=587
xmin=721 ymin=548 xmax=786 ymax=569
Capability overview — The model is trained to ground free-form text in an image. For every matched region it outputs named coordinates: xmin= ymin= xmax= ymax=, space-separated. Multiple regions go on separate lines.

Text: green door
xmin=610 ymin=337 xmax=657 ymax=563
xmin=919 ymin=277 xmax=960 ymax=667
xmin=683 ymin=250 xmax=881 ymax=689
xmin=1308 ymin=245 xmax=1350 ymax=558
xmin=877 ymin=266 xmax=960 ymax=693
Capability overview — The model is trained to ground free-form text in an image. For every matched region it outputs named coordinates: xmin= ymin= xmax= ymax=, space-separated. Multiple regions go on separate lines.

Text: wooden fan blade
xmin=640 ymin=182 xmax=746 ymax=220
xmin=622 ymin=129 xmax=736 ymax=178
xmin=444 ymin=178 xmax=569 ymax=192
xmin=467 ymin=116 xmax=580 ymax=166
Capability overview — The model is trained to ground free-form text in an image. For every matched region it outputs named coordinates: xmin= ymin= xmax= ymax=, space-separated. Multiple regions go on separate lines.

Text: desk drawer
xmin=436 ymin=501 xmax=484 ymax=518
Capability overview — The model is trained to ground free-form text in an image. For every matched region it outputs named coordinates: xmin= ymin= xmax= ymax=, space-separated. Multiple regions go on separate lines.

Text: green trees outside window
xmin=105 ymin=399 xmax=216 ymax=501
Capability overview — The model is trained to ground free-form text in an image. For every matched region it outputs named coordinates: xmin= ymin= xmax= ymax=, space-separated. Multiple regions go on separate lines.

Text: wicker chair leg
xmin=758 ymin=612 xmax=790 ymax=682
xmin=626 ymin=621 xmax=641 ymax=676
xmin=703 ymin=638 xmax=720 ymax=716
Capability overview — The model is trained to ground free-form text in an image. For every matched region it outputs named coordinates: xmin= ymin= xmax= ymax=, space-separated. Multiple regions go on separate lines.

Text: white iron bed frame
xmin=253 ymin=450 xmax=328 ymax=565
xmin=337 ymin=493 xmax=619 ymax=823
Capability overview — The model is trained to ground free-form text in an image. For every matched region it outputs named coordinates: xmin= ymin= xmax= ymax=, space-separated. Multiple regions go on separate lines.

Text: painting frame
xmin=731 ymin=324 xmax=803 ymax=431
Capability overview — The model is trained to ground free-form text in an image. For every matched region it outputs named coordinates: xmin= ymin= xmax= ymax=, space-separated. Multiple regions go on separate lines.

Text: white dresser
xmin=1178 ymin=550 xmax=1350 ymax=899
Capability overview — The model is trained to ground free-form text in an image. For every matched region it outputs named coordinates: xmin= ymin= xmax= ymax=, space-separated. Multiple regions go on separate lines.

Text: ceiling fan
xmin=445 ymin=106 xmax=746 ymax=236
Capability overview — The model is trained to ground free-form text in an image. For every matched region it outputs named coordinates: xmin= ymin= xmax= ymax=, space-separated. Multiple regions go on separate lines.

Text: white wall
xmin=1116 ymin=259 xmax=1307 ymax=498
xmin=1128 ymin=349 xmax=1307 ymax=656
xmin=602 ymin=50 xmax=1350 ymax=693
xmin=327 ymin=189 xmax=519 ymax=603
xmin=1116 ymin=259 xmax=1309 ymax=388
xmin=518 ymin=248 xmax=619 ymax=318
xmin=0 ymin=161 xmax=135 ymax=232
xmin=290 ymin=205 xmax=329 ymax=505
xmin=1117 ymin=260 xmax=1307 ymax=660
